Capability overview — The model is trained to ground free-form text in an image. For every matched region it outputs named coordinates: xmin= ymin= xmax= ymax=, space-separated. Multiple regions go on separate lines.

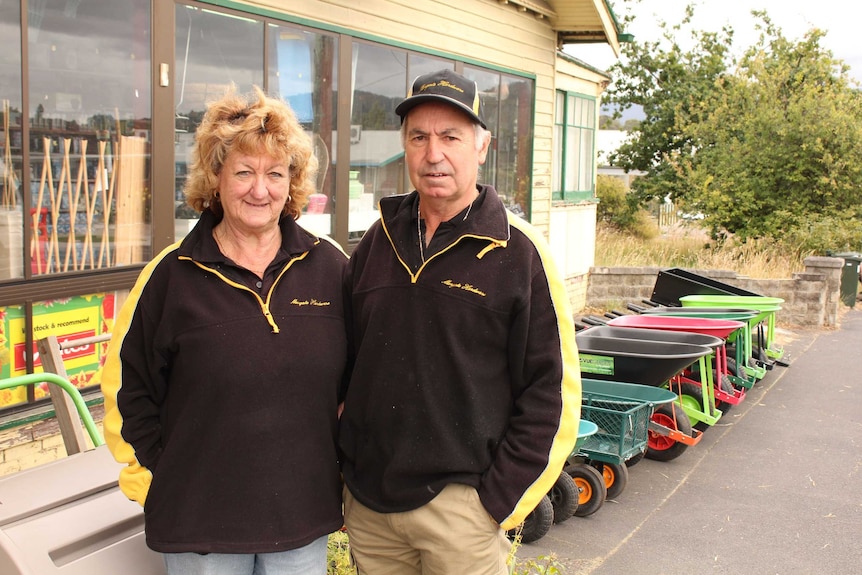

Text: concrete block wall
xmin=584 ymin=257 xmax=845 ymax=328
xmin=565 ymin=272 xmax=589 ymax=313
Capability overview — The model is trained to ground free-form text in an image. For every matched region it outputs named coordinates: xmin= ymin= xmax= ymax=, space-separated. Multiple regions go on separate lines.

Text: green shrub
xmin=778 ymin=214 xmax=862 ymax=255
xmin=596 ymin=175 xmax=658 ymax=239
xmin=327 ymin=531 xmax=352 ymax=574
xmin=595 ymin=174 xmax=628 ymax=225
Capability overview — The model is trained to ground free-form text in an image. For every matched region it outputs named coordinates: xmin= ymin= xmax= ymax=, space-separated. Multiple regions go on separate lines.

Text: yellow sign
xmin=0 ymin=293 xmax=115 ymax=408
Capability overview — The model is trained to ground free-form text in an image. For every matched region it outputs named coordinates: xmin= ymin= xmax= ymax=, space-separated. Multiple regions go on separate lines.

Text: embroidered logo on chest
xmin=441 ymin=279 xmax=487 ymax=297
xmin=290 ymin=298 xmax=332 ymax=307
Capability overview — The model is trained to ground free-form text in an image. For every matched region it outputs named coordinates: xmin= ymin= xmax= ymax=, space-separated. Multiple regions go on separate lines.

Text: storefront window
xmin=1 ymin=1 xmax=544 ymax=418
xmin=466 ymin=66 xmax=534 ymax=218
xmin=267 ymin=24 xmax=338 ymax=237
xmin=26 ymin=0 xmax=152 ymax=275
xmin=345 ymin=42 xmax=407 ymax=240
xmin=0 ymin=1 xmax=23 ymax=280
xmin=174 ymin=4 xmax=264 ymax=238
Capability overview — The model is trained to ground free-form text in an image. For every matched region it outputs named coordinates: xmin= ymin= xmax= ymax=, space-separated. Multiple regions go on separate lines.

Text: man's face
xmin=403 ymin=101 xmax=489 ymax=202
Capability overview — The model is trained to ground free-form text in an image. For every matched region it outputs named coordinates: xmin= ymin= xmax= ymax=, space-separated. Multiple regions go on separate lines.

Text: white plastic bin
xmin=0 ymin=446 xmax=164 ymax=574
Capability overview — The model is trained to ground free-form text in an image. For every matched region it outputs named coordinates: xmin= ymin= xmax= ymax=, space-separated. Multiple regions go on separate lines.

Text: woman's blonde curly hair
xmin=183 ymin=85 xmax=318 ymax=220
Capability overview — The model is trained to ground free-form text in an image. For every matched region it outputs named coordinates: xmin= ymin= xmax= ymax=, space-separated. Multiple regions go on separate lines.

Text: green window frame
xmin=553 ymin=90 xmax=596 ymax=202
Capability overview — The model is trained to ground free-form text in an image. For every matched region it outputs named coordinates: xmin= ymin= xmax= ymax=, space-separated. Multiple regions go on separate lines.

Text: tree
xmin=675 ymin=15 xmax=862 ymax=241
xmin=604 ymin=2 xmax=862 ymax=244
xmin=604 ymin=3 xmax=734 ymax=205
xmin=599 ymin=115 xmax=622 ymax=129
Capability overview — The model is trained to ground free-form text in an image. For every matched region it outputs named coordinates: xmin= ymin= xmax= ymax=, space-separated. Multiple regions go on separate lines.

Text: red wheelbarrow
xmin=606 ymin=315 xmax=747 ymax=428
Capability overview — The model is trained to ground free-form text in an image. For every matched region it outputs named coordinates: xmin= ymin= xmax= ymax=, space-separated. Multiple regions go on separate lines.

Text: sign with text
xmin=0 ymin=293 xmax=115 ymax=408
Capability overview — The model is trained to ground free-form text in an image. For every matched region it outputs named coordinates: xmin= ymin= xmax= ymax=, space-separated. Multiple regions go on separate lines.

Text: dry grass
xmin=595 ymin=223 xmax=813 ymax=279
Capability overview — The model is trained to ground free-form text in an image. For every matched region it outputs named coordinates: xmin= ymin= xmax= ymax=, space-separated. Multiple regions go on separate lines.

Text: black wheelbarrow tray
xmin=575 ymin=332 xmax=713 ymax=461
xmin=581 ymin=323 xmax=743 ymax=417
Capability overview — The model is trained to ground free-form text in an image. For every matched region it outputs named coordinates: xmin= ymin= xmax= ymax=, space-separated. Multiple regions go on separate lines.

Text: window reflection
xmin=346 ymin=42 xmax=408 ymax=240
xmin=0 ymin=0 xmax=23 ymax=280
xmin=26 ymin=0 xmax=152 ymax=274
xmin=0 ymin=291 xmax=117 ymax=409
xmin=267 ymin=24 xmax=338 ymax=237
xmin=174 ymin=5 xmax=263 ymax=238
xmin=466 ymin=67 xmax=533 ymax=218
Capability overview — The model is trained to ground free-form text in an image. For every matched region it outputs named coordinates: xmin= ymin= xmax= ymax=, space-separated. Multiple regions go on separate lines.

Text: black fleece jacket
xmin=339 ymin=185 xmax=580 ymax=531
xmin=100 ymin=210 xmax=347 ymax=553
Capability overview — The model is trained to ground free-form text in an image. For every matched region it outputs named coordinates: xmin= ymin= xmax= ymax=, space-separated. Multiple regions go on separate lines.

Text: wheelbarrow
xmin=680 ymin=294 xmax=785 ymax=362
xmin=512 ymin=419 xmax=598 ymax=543
xmin=637 ymin=306 xmax=762 ymax=389
xmin=582 ymin=322 xmax=741 ymax=408
xmin=0 ymin=373 xmax=103 ymax=447
xmin=567 ymin=377 xmax=677 ymax=507
xmin=575 ymin=332 xmax=712 ymax=461
xmin=604 ymin=315 xmax=747 ymax=428
xmin=650 ymin=267 xmax=761 ymax=307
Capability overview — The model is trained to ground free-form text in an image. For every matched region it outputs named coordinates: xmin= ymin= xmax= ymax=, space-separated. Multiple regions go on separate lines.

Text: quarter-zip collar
xmin=176 ymin=209 xmax=319 ymax=332
xmin=379 ymin=184 xmax=511 ymax=281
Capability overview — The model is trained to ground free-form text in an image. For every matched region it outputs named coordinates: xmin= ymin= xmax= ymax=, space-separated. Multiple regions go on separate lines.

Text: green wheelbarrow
xmin=568 ymin=378 xmax=677 ymax=505
xmin=637 ymin=306 xmax=762 ymax=389
xmin=680 ymin=294 xmax=785 ymax=364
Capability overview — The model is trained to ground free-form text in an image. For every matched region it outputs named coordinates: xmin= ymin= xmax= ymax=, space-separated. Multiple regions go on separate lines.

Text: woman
xmin=100 ymin=86 xmax=346 ymax=574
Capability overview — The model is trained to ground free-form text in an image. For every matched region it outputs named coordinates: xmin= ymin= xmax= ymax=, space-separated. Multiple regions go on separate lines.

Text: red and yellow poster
xmin=0 ymin=293 xmax=115 ymax=408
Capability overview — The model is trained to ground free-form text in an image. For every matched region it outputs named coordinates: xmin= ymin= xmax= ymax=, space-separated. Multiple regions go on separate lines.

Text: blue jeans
xmin=163 ymin=535 xmax=328 ymax=575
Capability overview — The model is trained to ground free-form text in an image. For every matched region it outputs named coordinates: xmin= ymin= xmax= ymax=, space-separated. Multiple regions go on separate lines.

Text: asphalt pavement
xmin=520 ymin=308 xmax=862 ymax=574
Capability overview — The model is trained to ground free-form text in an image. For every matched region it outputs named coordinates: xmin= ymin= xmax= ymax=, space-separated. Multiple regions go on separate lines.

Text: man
xmin=339 ymin=68 xmax=580 ymax=574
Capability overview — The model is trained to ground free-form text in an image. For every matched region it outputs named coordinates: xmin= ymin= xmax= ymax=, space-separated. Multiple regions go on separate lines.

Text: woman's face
xmin=217 ymin=150 xmax=291 ymax=234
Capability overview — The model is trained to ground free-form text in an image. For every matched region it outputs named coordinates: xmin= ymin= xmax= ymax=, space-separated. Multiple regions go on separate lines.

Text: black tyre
xmin=725 ymin=356 xmax=748 ymax=389
xmin=725 ymin=356 xmax=738 ymax=377
xmin=549 ymin=470 xmax=579 ymax=524
xmin=508 ymin=495 xmax=553 ymax=544
xmin=693 ymin=362 xmax=738 ymax=415
xmin=647 ymin=402 xmax=692 ymax=462
xmin=564 ymin=463 xmax=607 ymax=517
xmin=714 ymin=372 xmax=737 ymax=414
xmin=625 ymin=450 xmax=646 ymax=468
xmin=591 ymin=460 xmax=629 ymax=500
xmin=675 ymin=380 xmax=711 ymax=432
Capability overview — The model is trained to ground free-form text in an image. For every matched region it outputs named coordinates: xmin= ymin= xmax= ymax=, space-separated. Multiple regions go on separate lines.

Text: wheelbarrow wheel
xmin=507 ymin=495 xmax=553 ymax=543
xmin=647 ymin=402 xmax=692 ymax=462
xmin=675 ymin=380 xmax=712 ymax=432
xmin=565 ymin=463 xmax=607 ymax=517
xmin=715 ymin=373 xmax=737 ymax=414
xmin=550 ymin=470 xmax=579 ymax=523
xmin=692 ymin=364 xmax=738 ymax=415
xmin=625 ymin=450 xmax=646 ymax=467
xmin=590 ymin=460 xmax=629 ymax=500
xmin=725 ymin=357 xmax=746 ymax=390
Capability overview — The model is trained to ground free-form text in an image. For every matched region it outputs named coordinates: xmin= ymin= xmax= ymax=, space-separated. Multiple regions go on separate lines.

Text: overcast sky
xmin=565 ymin=0 xmax=862 ymax=83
